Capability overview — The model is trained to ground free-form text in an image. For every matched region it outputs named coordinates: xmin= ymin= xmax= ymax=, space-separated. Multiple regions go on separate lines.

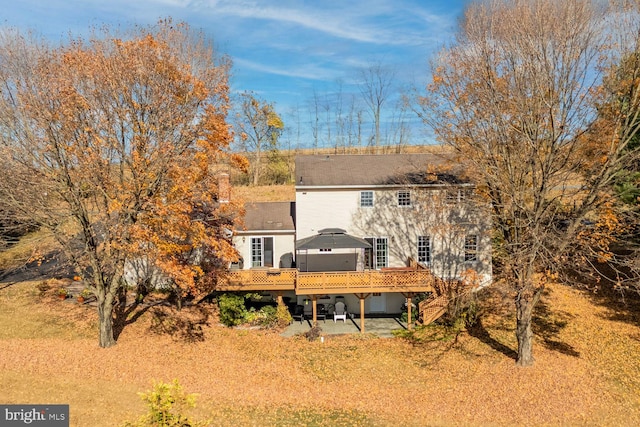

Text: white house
xmin=228 ymin=153 xmax=492 ymax=320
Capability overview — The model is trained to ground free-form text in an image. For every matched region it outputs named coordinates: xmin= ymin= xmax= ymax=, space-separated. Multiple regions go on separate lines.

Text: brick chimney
xmin=218 ymin=172 xmax=230 ymax=203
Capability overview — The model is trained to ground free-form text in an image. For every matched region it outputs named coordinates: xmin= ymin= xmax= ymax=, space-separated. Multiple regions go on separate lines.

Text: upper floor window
xmin=360 ymin=191 xmax=374 ymax=207
xmin=418 ymin=236 xmax=431 ymax=264
xmin=446 ymin=188 xmax=474 ymax=203
xmin=464 ymin=235 xmax=478 ymax=262
xmin=397 ymin=190 xmax=411 ymax=207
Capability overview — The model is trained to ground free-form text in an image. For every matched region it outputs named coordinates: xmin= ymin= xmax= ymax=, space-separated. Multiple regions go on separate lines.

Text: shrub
xmin=400 ymin=309 xmax=418 ymax=324
xmin=303 ymin=326 xmax=322 ymax=341
xmin=443 ymin=292 xmax=479 ymax=331
xmin=36 ymin=280 xmax=51 ymax=295
xmin=244 ymin=304 xmax=280 ymax=327
xmin=217 ymin=293 xmax=247 ymax=327
xmin=275 ymin=303 xmax=293 ymax=327
xmin=121 ymin=379 xmax=208 ymax=427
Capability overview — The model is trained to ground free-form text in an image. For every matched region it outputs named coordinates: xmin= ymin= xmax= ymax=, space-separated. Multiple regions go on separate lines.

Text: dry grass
xmin=0 ymin=229 xmax=59 ymax=272
xmin=232 ymin=184 xmax=295 ymax=203
xmin=1 ymin=279 xmax=639 ymax=426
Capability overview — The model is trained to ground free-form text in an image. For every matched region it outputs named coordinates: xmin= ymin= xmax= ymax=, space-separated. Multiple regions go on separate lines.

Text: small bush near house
xmin=217 ymin=293 xmax=246 ymax=327
xmin=217 ymin=293 xmax=288 ymax=328
xmin=275 ymin=303 xmax=293 ymax=327
xmin=303 ymin=326 xmax=322 ymax=341
xmin=443 ymin=293 xmax=479 ymax=331
xmin=121 ymin=379 xmax=208 ymax=427
xmin=400 ymin=309 xmax=418 ymax=324
xmin=245 ymin=305 xmax=274 ymax=326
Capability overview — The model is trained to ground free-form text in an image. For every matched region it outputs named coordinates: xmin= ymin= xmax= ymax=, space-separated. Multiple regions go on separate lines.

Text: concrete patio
xmin=281 ymin=315 xmax=409 ymax=338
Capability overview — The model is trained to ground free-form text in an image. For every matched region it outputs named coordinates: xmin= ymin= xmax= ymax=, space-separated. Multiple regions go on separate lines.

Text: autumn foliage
xmin=0 ymin=20 xmax=246 ymax=347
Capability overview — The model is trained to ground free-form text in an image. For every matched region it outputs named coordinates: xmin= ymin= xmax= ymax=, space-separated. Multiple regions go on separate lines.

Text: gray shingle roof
xmin=241 ymin=201 xmax=295 ymax=232
xmin=295 ymin=153 xmax=463 ymax=187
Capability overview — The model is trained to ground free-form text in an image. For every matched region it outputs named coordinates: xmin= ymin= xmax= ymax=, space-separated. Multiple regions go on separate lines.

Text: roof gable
xmin=241 ymin=201 xmax=295 ymax=232
xmin=295 ymin=153 xmax=464 ymax=187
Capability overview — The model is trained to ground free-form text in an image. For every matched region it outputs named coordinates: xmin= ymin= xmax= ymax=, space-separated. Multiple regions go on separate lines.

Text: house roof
xmin=296 ymin=228 xmax=372 ymax=250
xmin=240 ymin=201 xmax=295 ymax=232
xmin=295 ymin=153 xmax=466 ymax=187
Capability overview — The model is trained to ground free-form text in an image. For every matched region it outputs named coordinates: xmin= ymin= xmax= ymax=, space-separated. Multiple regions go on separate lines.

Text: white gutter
xmin=296 ymin=183 xmax=475 ymax=191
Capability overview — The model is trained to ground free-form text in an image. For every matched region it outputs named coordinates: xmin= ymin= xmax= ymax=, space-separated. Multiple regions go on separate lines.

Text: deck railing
xmin=296 ymin=270 xmax=436 ymax=293
xmin=222 ymin=268 xmax=297 ymax=291
xmin=220 ymin=269 xmax=436 ymax=294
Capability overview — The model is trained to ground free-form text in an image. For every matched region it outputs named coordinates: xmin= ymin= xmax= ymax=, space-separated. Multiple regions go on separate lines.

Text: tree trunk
xmin=515 ymin=286 xmax=543 ymax=366
xmin=97 ymin=291 xmax=116 ymax=348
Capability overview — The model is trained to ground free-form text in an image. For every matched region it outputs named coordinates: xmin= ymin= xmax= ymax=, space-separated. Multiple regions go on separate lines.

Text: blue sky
xmin=1 ymin=0 xmax=467 ymax=147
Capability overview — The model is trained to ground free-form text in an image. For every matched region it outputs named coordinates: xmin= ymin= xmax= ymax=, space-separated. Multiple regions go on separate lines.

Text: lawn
xmin=0 ymin=279 xmax=639 ymax=426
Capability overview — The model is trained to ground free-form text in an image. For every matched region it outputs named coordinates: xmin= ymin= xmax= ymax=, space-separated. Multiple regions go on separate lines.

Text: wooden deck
xmin=219 ymin=269 xmax=437 ymax=294
xmin=220 ymin=269 xmax=297 ymax=291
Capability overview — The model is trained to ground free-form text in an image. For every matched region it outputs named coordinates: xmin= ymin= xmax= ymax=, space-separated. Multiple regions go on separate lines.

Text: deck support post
xmin=407 ymin=294 xmax=413 ymax=330
xmin=360 ymin=297 xmax=365 ymax=333
xmin=275 ymin=292 xmax=284 ymax=307
xmin=312 ymin=296 xmax=318 ymax=326
xmin=354 ymin=293 xmax=371 ymax=334
xmin=401 ymin=292 xmax=415 ymax=330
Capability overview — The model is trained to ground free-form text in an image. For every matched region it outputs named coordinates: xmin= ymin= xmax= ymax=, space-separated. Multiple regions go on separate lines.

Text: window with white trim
xmin=397 ymin=190 xmax=411 ymax=207
xmin=418 ymin=236 xmax=431 ymax=264
xmin=364 ymin=237 xmax=388 ymax=269
xmin=360 ymin=191 xmax=374 ymax=207
xmin=464 ymin=235 xmax=478 ymax=262
xmin=251 ymin=237 xmax=274 ymax=267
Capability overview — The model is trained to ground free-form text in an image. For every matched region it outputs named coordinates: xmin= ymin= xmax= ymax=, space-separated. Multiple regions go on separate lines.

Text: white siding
xmin=296 ymin=186 xmax=492 ymax=284
xmin=296 ymin=189 xmax=360 ymax=238
xmin=233 ymin=233 xmax=295 ymax=269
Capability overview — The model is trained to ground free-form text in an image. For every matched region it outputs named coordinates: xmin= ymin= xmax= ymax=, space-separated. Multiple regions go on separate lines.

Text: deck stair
xmin=418 ymin=278 xmax=475 ymax=325
xmin=418 ymin=294 xmax=449 ymax=325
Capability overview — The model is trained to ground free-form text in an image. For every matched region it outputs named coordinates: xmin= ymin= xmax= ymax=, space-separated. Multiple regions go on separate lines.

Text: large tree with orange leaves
xmin=419 ymin=0 xmax=640 ymax=366
xmin=0 ymin=21 xmax=247 ymax=347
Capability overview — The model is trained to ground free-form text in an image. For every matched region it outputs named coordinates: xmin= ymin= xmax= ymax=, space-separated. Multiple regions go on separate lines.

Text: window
xmin=360 ymin=191 xmax=374 ymax=207
xmin=251 ymin=237 xmax=274 ymax=267
xmin=446 ymin=188 xmax=474 ymax=203
xmin=397 ymin=190 xmax=411 ymax=207
xmin=365 ymin=237 xmax=388 ymax=269
xmin=464 ymin=235 xmax=478 ymax=262
xmin=418 ymin=236 xmax=431 ymax=264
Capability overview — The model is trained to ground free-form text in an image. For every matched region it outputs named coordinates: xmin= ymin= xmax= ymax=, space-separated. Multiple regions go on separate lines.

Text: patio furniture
xmin=292 ymin=305 xmax=305 ymax=324
xmin=303 ymin=302 xmax=313 ymax=319
xmin=333 ymin=301 xmax=347 ymax=322
xmin=316 ymin=303 xmax=326 ymax=322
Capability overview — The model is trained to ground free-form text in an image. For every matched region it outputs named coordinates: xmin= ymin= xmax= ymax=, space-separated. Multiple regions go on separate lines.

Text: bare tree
xmin=419 ymin=0 xmax=640 ymax=366
xmin=358 ymin=62 xmax=396 ymax=150
xmin=234 ymin=91 xmax=284 ymax=185
xmin=308 ymin=89 xmax=322 ymax=154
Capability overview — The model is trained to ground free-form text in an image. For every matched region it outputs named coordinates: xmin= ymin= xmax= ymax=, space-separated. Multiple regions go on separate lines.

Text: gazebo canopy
xmin=296 ymin=228 xmax=372 ymax=250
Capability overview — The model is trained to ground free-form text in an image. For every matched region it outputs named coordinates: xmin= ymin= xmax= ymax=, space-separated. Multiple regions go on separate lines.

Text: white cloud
xmin=233 ymin=57 xmax=340 ymax=81
xmin=194 ymin=0 xmax=444 ymax=46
